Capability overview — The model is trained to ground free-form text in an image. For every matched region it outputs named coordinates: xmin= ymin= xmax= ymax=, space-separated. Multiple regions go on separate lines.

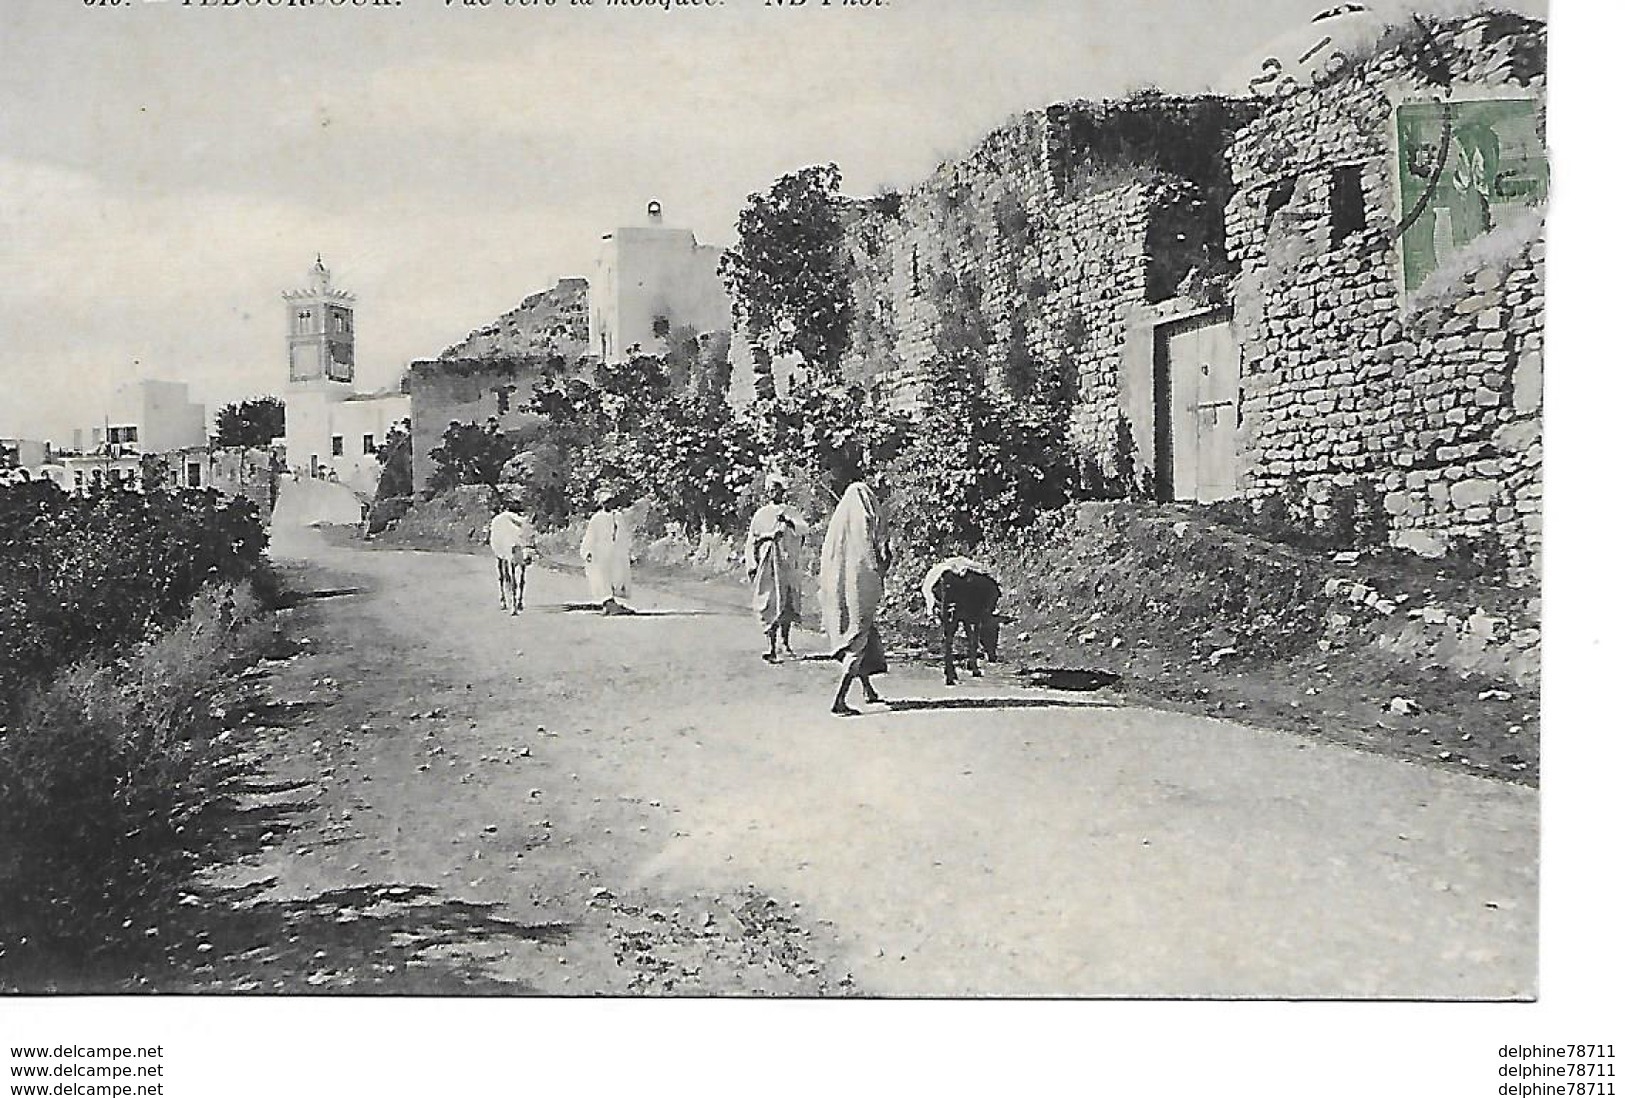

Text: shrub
xmin=1202 ymin=479 xmax=1390 ymax=554
xmin=373 ymin=420 xmax=413 ymax=502
xmin=0 ymin=482 xmax=268 ymax=722
xmin=754 ymin=376 xmax=910 ymax=507
xmin=885 ymin=362 xmax=1080 ymax=553
xmin=426 ymin=421 xmax=516 ymax=495
xmin=0 ymin=584 xmax=272 ymax=982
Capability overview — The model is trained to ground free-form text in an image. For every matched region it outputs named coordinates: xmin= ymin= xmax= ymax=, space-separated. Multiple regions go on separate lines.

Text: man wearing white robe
xmin=580 ymin=487 xmax=634 ymax=614
xmin=748 ymin=473 xmax=805 ymax=662
xmin=820 ymin=476 xmax=891 ymax=715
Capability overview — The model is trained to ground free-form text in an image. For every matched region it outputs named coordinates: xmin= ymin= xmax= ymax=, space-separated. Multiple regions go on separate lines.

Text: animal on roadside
xmin=489 ymin=509 xmax=541 ymax=615
xmin=922 ymin=558 xmax=1001 ymax=686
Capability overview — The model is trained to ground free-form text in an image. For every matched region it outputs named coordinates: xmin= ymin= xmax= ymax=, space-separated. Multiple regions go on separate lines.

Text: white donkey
xmin=489 ymin=509 xmax=541 ymax=615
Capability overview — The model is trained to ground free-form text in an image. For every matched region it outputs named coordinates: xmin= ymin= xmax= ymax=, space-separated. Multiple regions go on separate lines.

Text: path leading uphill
xmin=222 ymin=482 xmax=1536 ymax=997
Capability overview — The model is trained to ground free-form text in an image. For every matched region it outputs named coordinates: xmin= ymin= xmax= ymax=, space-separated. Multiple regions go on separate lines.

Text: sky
xmin=0 ymin=0 xmax=1542 ymax=443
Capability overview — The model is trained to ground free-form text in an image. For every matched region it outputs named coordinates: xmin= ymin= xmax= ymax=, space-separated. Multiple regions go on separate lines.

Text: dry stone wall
xmin=1226 ymin=12 xmax=1546 ymax=582
xmin=406 ymin=359 xmax=553 ymax=494
xmin=842 ymin=99 xmax=1249 ymax=467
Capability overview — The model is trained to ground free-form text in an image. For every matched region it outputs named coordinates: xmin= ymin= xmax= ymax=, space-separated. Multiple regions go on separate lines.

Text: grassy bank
xmin=0 ymin=580 xmax=285 ymax=991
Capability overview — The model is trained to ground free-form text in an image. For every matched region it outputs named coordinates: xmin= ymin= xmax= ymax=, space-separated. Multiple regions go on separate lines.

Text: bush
xmin=879 ymin=501 xmax=1334 ymax=664
xmin=365 ymin=494 xmax=412 ymax=536
xmin=0 ymin=583 xmax=272 ymax=982
xmin=426 ymin=421 xmax=515 ymax=496
xmin=754 ymin=376 xmax=910 ymax=506
xmin=0 ymin=482 xmax=268 ymax=722
xmin=885 ymin=364 xmax=1080 ymax=553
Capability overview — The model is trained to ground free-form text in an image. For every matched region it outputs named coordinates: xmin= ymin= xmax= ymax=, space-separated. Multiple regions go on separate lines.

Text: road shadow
xmin=280 ymin=586 xmax=366 ymax=604
xmin=152 ymin=878 xmax=573 ymax=995
xmin=526 ymin=602 xmax=718 ymax=618
xmin=880 ymin=696 xmax=1111 ymax=713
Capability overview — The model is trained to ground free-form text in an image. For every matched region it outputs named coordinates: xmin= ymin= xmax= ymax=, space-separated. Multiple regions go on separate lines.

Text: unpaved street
xmin=241 ymin=490 xmax=1536 ymax=998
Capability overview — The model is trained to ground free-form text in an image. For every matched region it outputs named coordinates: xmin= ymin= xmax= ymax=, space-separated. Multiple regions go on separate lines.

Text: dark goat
xmin=933 ymin=570 xmax=1001 ymax=686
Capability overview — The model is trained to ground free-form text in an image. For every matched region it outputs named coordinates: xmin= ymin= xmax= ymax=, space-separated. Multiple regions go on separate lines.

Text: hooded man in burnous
xmin=820 ymin=474 xmax=891 ymax=716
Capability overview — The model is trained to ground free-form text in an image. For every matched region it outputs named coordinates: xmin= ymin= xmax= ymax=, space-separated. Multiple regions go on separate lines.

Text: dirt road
xmin=230 ymin=495 xmax=1536 ymax=998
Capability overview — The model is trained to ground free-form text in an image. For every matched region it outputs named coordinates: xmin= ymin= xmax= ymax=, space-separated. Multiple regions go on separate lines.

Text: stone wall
xmin=406 ymin=358 xmax=554 ymax=494
xmin=1225 ymin=11 xmax=1546 ymax=581
xmin=440 ymin=278 xmax=590 ymax=361
xmin=841 ymin=96 xmax=1255 ymax=467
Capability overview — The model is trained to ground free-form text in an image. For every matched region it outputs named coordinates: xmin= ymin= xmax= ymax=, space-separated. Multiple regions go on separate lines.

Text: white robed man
xmin=580 ymin=485 xmax=635 ymax=615
xmin=748 ymin=472 xmax=806 ymax=662
xmin=820 ymin=471 xmax=892 ymax=716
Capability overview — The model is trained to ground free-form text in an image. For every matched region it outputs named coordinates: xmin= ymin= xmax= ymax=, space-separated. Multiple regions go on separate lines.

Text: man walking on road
xmin=820 ymin=469 xmax=891 ymax=716
xmin=581 ymin=485 xmax=634 ymax=615
xmin=749 ymin=472 xmax=806 ymax=662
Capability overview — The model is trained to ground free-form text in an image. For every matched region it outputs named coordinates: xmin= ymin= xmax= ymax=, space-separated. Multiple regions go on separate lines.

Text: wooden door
xmin=1163 ymin=315 xmax=1240 ymax=503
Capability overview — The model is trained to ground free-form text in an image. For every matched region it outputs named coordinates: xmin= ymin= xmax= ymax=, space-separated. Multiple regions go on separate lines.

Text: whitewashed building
xmin=280 ymin=257 xmax=410 ymax=491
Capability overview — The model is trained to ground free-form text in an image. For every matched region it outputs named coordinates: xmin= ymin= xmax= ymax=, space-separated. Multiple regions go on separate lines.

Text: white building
xmin=280 ymin=257 xmax=410 ymax=491
xmin=589 ymin=201 xmax=733 ymax=363
xmin=47 ymin=378 xmax=209 ymax=492
xmin=68 ymin=378 xmax=207 ymax=457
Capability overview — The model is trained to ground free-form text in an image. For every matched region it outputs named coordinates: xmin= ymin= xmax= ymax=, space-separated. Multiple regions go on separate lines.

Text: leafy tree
xmin=885 ymin=358 xmax=1081 ymax=552
xmin=639 ymin=397 xmax=762 ymax=534
xmin=719 ymin=163 xmax=855 ymax=396
xmin=592 ymin=353 xmax=672 ymax=431
xmin=373 ymin=420 xmax=413 ymax=501
xmin=426 ymin=420 xmax=515 ymax=495
xmin=213 ymin=396 xmax=285 ymax=448
xmin=755 ymin=375 xmax=909 ymax=507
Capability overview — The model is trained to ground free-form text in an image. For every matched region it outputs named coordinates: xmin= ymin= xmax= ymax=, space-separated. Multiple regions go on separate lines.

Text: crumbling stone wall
xmin=1226 ymin=12 xmax=1546 ymax=582
xmin=406 ymin=358 xmax=554 ymax=494
xmin=440 ymin=278 xmax=590 ymax=361
xmin=842 ymin=97 xmax=1255 ymax=468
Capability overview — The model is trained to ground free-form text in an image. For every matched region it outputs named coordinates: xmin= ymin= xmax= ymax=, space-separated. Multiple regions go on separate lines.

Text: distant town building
xmin=68 ymin=378 xmax=207 ymax=456
xmin=590 ymin=201 xmax=732 ymax=363
xmin=43 ymin=378 xmax=210 ymax=492
xmin=280 ymin=256 xmax=410 ymax=490
xmin=0 ymin=438 xmax=61 ymax=488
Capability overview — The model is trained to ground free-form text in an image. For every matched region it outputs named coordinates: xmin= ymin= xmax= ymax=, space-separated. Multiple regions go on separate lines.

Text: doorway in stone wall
xmin=1152 ymin=310 xmax=1240 ymax=503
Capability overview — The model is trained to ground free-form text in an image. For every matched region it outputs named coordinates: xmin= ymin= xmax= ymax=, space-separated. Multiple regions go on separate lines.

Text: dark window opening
xmin=363 ymin=434 xmax=376 ymax=454
xmin=331 ymin=435 xmax=345 ymax=457
xmin=187 ymin=463 xmax=202 ymax=488
xmin=494 ymin=384 xmax=515 ymax=415
xmin=1264 ymin=176 xmax=1297 ymax=231
xmin=1330 ymin=165 xmax=1367 ymax=243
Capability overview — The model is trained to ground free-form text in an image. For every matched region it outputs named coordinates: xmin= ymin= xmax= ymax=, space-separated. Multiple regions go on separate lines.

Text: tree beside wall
xmin=213 ymin=397 xmax=285 ymax=449
xmin=719 ymin=163 xmax=855 ymax=398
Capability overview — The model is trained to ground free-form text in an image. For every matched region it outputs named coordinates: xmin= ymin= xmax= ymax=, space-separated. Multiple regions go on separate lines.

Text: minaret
xmin=283 ymin=255 xmax=356 ymax=388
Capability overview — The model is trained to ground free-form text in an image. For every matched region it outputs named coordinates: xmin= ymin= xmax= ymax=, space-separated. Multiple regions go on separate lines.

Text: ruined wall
xmin=842 ymin=97 xmax=1255 ymax=467
xmin=406 ymin=358 xmax=554 ymax=494
xmin=440 ymin=278 xmax=590 ymax=361
xmin=1226 ymin=12 xmax=1546 ymax=581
